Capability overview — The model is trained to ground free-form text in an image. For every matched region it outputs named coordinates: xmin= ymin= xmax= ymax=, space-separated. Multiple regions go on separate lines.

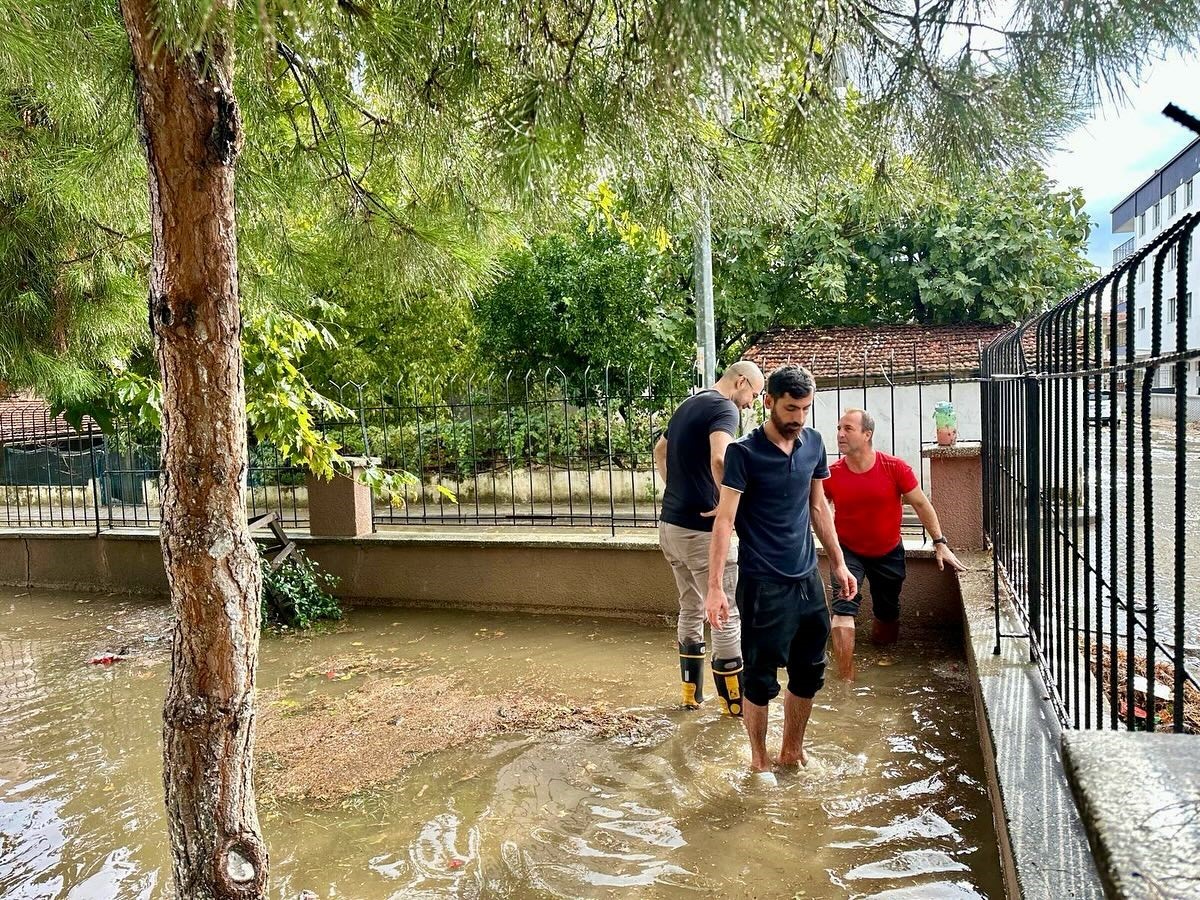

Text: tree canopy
xmin=472 ymin=163 xmax=1096 ymax=373
xmin=5 ymin=0 xmax=1195 ymax=406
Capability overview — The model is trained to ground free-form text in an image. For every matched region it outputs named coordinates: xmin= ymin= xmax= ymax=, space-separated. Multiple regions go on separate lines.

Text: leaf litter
xmin=256 ymin=649 xmax=663 ymax=805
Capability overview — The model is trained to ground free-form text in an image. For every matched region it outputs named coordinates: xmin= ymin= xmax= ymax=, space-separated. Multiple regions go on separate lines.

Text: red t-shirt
xmin=824 ymin=451 xmax=919 ymax=557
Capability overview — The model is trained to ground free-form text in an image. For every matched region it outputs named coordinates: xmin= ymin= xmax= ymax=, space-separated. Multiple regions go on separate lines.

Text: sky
xmin=1044 ymin=48 xmax=1200 ymax=272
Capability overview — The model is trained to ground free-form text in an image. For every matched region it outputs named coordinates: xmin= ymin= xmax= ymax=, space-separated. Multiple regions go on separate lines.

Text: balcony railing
xmin=1112 ymin=236 xmax=1136 ymax=266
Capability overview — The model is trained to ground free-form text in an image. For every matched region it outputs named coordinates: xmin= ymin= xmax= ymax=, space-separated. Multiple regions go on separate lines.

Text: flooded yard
xmin=0 ymin=588 xmax=1003 ymax=899
xmin=1073 ymin=420 xmax=1200 ymax=656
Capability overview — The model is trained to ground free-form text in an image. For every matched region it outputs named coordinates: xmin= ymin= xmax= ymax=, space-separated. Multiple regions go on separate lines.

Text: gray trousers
xmin=659 ymin=521 xmax=742 ymax=660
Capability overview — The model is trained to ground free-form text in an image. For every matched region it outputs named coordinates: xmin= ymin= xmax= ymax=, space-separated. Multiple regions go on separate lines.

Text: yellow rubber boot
xmin=679 ymin=642 xmax=706 ymax=708
xmin=712 ymin=657 xmax=744 ymax=717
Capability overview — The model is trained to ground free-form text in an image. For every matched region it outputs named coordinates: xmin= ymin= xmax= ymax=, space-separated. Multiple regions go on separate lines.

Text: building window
xmin=1139 ymin=307 xmax=1147 ymax=329
xmin=1139 ymin=212 xmax=1147 ymax=235
xmin=1153 ymin=201 xmax=1161 ymax=228
xmin=1170 ymin=190 xmax=1178 ymax=217
xmin=1168 ymin=244 xmax=1178 ymax=271
xmin=1139 ymin=259 xmax=1147 ymax=282
xmin=1188 ymin=180 xmax=1195 ymax=207
xmin=1168 ymin=296 xmax=1176 ymax=322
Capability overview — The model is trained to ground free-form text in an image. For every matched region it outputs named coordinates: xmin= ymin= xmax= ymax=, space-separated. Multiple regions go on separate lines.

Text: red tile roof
xmin=0 ymin=393 xmax=99 ymax=444
xmin=744 ymin=323 xmax=1013 ymax=378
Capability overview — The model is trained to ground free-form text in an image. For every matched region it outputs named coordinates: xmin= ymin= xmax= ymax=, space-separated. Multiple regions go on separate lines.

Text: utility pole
xmin=694 ymin=193 xmax=716 ymax=386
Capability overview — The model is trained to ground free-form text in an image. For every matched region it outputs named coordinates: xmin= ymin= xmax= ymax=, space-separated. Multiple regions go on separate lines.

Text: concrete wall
xmin=806 ymin=381 xmax=983 ymax=487
xmin=0 ymin=529 xmax=169 ymax=594
xmin=0 ymin=528 xmax=962 ymax=628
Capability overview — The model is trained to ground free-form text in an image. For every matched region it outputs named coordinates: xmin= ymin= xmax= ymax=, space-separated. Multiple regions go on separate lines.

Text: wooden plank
xmin=248 ymin=511 xmax=278 ymax=533
xmin=268 ymin=541 xmax=296 ymax=571
xmin=1132 ymin=675 xmax=1172 ymax=702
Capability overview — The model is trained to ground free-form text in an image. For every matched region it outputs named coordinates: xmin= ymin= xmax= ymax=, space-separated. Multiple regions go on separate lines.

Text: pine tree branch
xmin=59 ymin=231 xmax=150 ymax=266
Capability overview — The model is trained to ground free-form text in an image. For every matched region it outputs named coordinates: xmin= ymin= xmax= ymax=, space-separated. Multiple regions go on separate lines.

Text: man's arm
xmin=653 ymin=435 xmax=668 ymax=483
xmin=704 ymin=486 xmax=742 ymax=628
xmin=903 ymin=487 xmax=967 ymax=572
xmin=708 ymin=431 xmax=733 ymax=502
xmin=810 ymin=478 xmax=858 ymax=599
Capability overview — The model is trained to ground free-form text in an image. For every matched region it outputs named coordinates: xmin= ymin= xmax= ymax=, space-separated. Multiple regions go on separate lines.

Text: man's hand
xmin=832 ymin=564 xmax=858 ymax=600
xmin=935 ymin=543 xmax=967 ymax=573
xmin=706 ymin=587 xmax=730 ymax=629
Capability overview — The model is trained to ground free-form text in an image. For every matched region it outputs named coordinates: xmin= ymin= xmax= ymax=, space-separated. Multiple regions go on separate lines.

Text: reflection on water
xmin=0 ymin=589 xmax=1003 ymax=899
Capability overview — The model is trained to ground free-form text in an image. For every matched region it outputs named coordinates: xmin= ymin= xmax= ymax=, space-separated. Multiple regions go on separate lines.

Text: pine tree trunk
xmin=118 ymin=2 xmax=268 ymax=897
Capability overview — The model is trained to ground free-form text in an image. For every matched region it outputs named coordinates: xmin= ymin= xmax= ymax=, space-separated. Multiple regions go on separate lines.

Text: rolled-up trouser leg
xmin=679 ymin=641 xmax=706 ymax=707
xmin=712 ymin=656 xmax=744 ymax=717
xmin=785 ymin=570 xmax=832 ymax=699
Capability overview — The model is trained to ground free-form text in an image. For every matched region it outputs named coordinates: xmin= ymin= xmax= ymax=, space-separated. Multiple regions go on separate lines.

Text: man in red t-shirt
xmin=823 ymin=408 xmax=965 ymax=680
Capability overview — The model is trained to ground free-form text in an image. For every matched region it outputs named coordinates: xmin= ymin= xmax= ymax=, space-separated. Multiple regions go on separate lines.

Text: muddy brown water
xmin=0 ymin=588 xmax=1003 ymax=899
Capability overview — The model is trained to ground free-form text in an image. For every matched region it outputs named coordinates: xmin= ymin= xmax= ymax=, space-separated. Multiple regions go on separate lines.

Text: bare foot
xmin=749 ymin=757 xmax=774 ymax=773
xmin=774 ymin=747 xmax=808 ymax=768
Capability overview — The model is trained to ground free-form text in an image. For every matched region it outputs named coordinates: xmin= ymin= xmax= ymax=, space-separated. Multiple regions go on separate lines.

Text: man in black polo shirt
xmin=704 ymin=365 xmax=857 ymax=772
xmin=654 ymin=361 xmax=764 ymax=713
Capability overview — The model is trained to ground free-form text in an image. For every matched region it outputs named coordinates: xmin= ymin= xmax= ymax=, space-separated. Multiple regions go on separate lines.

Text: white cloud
xmin=1044 ymin=49 xmax=1200 ymax=269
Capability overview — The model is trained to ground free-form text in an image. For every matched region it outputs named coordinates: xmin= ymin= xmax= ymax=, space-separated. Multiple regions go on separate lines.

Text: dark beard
xmin=770 ymin=409 xmax=802 ymax=436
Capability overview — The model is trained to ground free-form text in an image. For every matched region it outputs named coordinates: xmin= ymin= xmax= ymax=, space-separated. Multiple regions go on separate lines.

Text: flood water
xmin=0 ymin=588 xmax=1003 ymax=899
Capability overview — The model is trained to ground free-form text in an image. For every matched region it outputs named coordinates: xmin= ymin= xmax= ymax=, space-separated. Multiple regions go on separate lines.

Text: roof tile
xmin=744 ymin=323 xmax=1012 ymax=379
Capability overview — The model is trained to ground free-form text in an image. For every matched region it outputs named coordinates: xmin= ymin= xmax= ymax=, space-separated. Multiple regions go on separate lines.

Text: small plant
xmin=261 ymin=550 xmax=342 ymax=630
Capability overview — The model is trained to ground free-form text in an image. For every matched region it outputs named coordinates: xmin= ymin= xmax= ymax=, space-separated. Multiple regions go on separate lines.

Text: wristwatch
xmin=932 ymin=536 xmax=949 ymax=546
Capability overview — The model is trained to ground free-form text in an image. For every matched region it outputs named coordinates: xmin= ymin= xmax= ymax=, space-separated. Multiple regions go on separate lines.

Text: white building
xmin=1109 ymin=136 xmax=1200 ymax=399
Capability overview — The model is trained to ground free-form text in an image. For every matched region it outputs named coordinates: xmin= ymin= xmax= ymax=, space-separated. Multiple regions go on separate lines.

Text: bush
xmin=261 ymin=550 xmax=342 ymax=630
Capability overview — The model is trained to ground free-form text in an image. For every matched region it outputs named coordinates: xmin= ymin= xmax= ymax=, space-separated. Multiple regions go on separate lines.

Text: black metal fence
xmin=2 ymin=354 xmax=976 ymax=534
xmin=983 ymin=210 xmax=1200 ymax=733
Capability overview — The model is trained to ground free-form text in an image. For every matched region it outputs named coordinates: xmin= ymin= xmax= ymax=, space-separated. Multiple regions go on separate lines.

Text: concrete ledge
xmin=0 ymin=528 xmax=962 ymax=625
xmin=957 ymin=554 xmax=1104 ymax=899
xmin=1063 ymin=731 xmax=1200 ymax=899
xmin=922 ymin=440 xmax=983 ymax=459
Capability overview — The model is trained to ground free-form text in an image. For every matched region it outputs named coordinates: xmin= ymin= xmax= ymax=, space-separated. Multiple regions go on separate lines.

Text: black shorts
xmin=830 ymin=542 xmax=906 ymax=622
xmin=736 ymin=569 xmax=830 ymax=704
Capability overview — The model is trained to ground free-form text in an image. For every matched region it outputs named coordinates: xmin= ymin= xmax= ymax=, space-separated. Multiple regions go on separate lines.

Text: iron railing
xmin=2 ymin=352 xmax=977 ymax=535
xmin=0 ymin=405 xmax=309 ymax=531
xmin=1112 ymin=235 xmax=1136 ymax=267
xmin=983 ymin=210 xmax=1200 ymax=733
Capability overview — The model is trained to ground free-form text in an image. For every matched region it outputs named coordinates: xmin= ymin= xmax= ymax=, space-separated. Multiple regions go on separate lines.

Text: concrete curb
xmin=958 ymin=552 xmax=1105 ymax=899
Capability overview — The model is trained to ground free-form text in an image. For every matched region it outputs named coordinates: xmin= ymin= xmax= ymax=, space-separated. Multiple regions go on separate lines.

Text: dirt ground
xmin=254 ymin=649 xmax=662 ymax=804
xmin=1089 ymin=644 xmax=1200 ymax=732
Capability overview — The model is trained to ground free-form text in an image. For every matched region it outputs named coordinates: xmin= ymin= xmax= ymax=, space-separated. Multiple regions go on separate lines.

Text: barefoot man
xmin=704 ymin=366 xmax=857 ymax=771
xmin=824 ymin=408 xmax=966 ymax=680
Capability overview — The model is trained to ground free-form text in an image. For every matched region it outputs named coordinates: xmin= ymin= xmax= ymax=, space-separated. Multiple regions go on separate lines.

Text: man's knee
xmin=786 ymin=658 xmax=826 ymax=699
xmin=743 ymin=667 xmax=781 ymax=706
xmin=830 ymin=592 xmax=862 ymax=617
xmin=870 ymin=581 xmax=904 ymax=623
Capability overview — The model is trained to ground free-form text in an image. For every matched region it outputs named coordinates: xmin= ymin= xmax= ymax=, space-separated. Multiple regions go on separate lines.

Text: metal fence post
xmin=1024 ymin=373 xmax=1042 ymax=663
xmin=88 ymin=432 xmax=101 ymax=536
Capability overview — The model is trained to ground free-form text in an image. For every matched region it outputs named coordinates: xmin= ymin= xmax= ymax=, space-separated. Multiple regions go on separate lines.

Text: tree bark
xmin=118 ymin=2 xmax=268 ymax=897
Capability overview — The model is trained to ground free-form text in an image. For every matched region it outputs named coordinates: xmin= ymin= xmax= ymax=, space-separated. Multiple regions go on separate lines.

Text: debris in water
xmin=257 ymin=673 xmax=663 ymax=804
xmin=89 ymin=653 xmax=127 ymax=666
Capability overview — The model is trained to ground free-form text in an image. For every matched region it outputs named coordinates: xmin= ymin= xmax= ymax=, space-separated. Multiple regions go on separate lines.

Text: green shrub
xmin=261 ymin=550 xmax=342 ymax=630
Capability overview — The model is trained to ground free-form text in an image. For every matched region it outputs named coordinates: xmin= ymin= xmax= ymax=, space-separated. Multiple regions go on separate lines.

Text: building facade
xmin=1109 ymin=136 xmax=1200 ymax=397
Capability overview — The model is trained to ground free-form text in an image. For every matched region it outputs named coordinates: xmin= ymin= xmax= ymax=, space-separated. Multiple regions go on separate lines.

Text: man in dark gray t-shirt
xmin=653 ymin=361 xmax=763 ymax=715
